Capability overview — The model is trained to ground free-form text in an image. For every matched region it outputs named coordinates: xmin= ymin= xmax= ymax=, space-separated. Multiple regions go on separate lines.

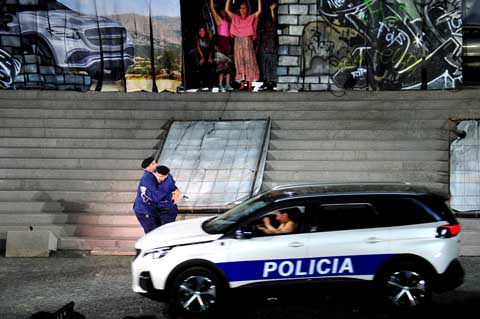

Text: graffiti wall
xmin=0 ymin=0 xmax=182 ymax=92
xmin=277 ymin=0 xmax=463 ymax=90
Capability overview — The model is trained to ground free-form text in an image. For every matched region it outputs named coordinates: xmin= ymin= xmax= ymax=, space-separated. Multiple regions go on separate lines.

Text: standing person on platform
xmin=225 ymin=0 xmax=262 ymax=91
xmin=140 ymin=165 xmax=180 ymax=225
xmin=194 ymin=26 xmax=215 ymax=88
xmin=210 ymin=0 xmax=234 ymax=92
xmin=133 ymin=156 xmax=162 ymax=234
xmin=257 ymin=2 xmax=278 ymax=91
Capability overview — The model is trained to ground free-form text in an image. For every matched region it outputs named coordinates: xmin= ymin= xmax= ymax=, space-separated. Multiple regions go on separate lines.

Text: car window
xmin=372 ymin=197 xmax=439 ymax=226
xmin=307 ymin=202 xmax=380 ymax=232
xmin=249 ymin=206 xmax=306 ymax=237
xmin=203 ymin=194 xmax=269 ymax=234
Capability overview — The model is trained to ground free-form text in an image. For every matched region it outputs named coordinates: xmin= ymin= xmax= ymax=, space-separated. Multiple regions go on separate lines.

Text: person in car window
xmin=257 ymin=208 xmax=298 ymax=234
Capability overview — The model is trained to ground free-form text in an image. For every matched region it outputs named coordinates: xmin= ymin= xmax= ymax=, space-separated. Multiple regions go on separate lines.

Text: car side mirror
xmin=235 ymin=228 xmax=253 ymax=239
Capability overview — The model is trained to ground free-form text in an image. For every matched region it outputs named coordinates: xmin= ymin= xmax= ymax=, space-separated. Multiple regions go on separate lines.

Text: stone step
xmin=58 ymin=236 xmax=137 ymax=250
xmin=0 ymin=201 xmax=134 ymax=214
xmin=458 ymin=218 xmax=480 ymax=231
xmin=0 ymin=169 xmax=142 ymax=181
xmin=0 ymin=180 xmax=137 ymax=191
xmin=263 ymin=171 xmax=448 ymax=184
xmin=271 ymin=120 xmax=448 ymax=130
xmin=0 ymin=138 xmax=161 ymax=149
xmin=270 ymin=129 xmax=445 ymax=140
xmin=72 ymin=224 xmax=144 ymax=238
xmin=260 ymin=182 xmax=448 ymax=194
xmin=0 ymin=128 xmax=164 ymax=139
xmin=0 ymin=212 xmax=210 ymax=227
xmin=0 ymin=224 xmax=143 ymax=238
xmin=0 ymin=158 xmax=140 ymax=169
xmin=0 ymin=213 xmax=139 ymax=225
xmin=0 ymin=190 xmax=135 ymax=202
xmin=0 ymin=225 xmax=76 ymax=237
xmin=267 ymin=150 xmax=448 ymax=161
xmin=0 ymin=118 xmax=167 ymax=129
xmin=460 ymin=231 xmax=480 ymax=256
xmin=0 ymin=148 xmax=154 ymax=159
xmin=0 ymin=108 xmax=461 ymax=121
xmin=265 ymin=160 xmax=448 ymax=172
xmin=1 ymin=92 xmax=479 ymax=109
xmin=269 ymin=140 xmax=446 ymax=151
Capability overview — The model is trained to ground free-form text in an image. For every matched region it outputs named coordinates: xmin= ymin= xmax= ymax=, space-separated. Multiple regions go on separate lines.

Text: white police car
xmin=132 ymin=183 xmax=464 ymax=317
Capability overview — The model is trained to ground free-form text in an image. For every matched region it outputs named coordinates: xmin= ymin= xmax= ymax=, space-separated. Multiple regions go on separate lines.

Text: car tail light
xmin=436 ymin=224 xmax=461 ymax=238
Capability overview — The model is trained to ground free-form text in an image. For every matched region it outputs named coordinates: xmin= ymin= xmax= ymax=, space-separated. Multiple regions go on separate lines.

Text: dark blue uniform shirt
xmin=133 ymin=171 xmax=158 ymax=215
xmin=145 ymin=174 xmax=178 ymax=210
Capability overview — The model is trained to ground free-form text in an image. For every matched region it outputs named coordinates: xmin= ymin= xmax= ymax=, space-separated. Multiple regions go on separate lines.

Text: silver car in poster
xmin=2 ymin=1 xmax=134 ymax=80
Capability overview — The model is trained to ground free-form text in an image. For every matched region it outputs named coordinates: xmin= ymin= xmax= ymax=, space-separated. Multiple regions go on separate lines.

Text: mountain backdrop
xmin=109 ymin=14 xmax=181 ymax=55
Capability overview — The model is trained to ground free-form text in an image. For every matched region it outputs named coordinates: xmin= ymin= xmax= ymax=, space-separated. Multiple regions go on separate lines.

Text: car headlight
xmin=48 ymin=27 xmax=81 ymax=39
xmin=142 ymin=246 xmax=173 ymax=259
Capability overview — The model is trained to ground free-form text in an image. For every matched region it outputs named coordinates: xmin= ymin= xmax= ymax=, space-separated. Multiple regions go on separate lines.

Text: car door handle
xmin=288 ymin=241 xmax=304 ymax=248
xmin=366 ymin=237 xmax=383 ymax=243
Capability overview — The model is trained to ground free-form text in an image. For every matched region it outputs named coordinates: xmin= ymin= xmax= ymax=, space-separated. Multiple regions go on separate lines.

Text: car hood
xmin=19 ymin=10 xmax=121 ymax=29
xmin=135 ymin=216 xmax=222 ymax=249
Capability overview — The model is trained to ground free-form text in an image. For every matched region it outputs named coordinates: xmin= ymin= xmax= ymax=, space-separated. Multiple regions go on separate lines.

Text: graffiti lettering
xmin=306 ymin=0 xmax=462 ymax=90
xmin=327 ymin=0 xmax=347 ymax=9
xmin=351 ymin=68 xmax=367 ymax=79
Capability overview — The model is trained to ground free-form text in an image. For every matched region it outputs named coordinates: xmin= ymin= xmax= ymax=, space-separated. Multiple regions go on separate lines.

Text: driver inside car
xmin=256 ymin=208 xmax=299 ymax=235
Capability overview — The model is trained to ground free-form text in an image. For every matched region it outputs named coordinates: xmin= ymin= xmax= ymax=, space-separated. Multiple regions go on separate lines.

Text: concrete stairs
xmin=1 ymin=90 xmax=480 ymax=254
xmin=0 ymin=92 xmax=171 ymax=252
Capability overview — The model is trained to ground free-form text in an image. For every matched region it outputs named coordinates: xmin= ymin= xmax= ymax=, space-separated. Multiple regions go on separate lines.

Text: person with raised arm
xmin=210 ymin=0 xmax=234 ymax=92
xmin=225 ymin=0 xmax=261 ymax=91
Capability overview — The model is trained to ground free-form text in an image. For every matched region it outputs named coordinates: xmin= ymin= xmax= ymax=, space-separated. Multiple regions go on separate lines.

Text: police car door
xmin=305 ymin=197 xmax=391 ymax=281
xmin=220 ymin=205 xmax=308 ymax=287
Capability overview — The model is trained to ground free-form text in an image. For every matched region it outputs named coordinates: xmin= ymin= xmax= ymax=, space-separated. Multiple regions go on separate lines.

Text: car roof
xmin=261 ymin=183 xmax=446 ymax=202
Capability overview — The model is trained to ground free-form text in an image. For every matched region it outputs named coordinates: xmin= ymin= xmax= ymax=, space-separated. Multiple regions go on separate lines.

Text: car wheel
xmin=378 ymin=263 xmax=432 ymax=311
xmin=169 ymin=266 xmax=226 ymax=318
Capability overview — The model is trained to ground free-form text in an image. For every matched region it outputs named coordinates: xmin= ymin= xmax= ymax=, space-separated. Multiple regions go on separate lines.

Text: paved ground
xmin=0 ymin=255 xmax=479 ymax=319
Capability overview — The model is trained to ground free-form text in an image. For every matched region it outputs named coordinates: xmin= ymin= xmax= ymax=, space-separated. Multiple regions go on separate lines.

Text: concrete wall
xmin=0 ymin=89 xmax=479 ymax=252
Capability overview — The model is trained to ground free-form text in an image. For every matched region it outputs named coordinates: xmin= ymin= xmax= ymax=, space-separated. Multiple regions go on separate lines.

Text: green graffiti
xmin=363 ymin=0 xmax=416 ymax=24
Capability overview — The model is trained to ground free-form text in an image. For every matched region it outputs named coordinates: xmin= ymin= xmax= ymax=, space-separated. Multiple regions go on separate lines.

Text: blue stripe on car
xmin=217 ymin=254 xmax=393 ymax=282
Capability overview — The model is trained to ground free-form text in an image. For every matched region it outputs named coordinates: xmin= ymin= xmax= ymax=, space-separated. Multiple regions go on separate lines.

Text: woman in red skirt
xmin=225 ymin=0 xmax=262 ymax=91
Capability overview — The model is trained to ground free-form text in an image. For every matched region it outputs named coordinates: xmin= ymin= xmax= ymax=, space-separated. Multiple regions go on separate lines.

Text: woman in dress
xmin=225 ymin=0 xmax=262 ymax=91
xmin=210 ymin=0 xmax=234 ymax=92
xmin=194 ymin=26 xmax=215 ymax=88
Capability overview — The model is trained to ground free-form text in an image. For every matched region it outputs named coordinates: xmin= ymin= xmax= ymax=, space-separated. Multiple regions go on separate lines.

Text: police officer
xmin=133 ymin=156 xmax=162 ymax=234
xmin=141 ymin=165 xmax=180 ymax=225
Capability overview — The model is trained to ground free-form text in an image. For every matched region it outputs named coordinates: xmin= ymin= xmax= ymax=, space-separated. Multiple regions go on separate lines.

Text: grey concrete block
xmin=299 ymin=15 xmax=319 ymax=25
xmin=288 ymin=67 xmax=301 ymax=76
xmin=278 ymin=35 xmax=300 ymax=46
xmin=289 ymin=26 xmax=304 ymax=36
xmin=6 ymin=230 xmax=57 ymax=257
xmin=277 ymin=67 xmax=288 ymax=76
xmin=278 ymin=4 xmax=289 ymax=14
xmin=289 ymin=46 xmax=302 ymax=56
xmin=278 ymin=56 xmax=299 ymax=66
xmin=303 ymin=76 xmax=320 ymax=84
xmin=278 ymin=76 xmax=299 ymax=83
xmin=278 ymin=15 xmax=298 ymax=25
xmin=279 ymin=0 xmax=299 ymax=4
xmin=278 ymin=45 xmax=289 ymax=55
xmin=289 ymin=4 xmax=309 ymax=14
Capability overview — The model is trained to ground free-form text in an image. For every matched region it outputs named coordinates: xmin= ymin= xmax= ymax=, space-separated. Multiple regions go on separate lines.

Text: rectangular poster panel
xmin=0 ymin=0 xmax=182 ymax=92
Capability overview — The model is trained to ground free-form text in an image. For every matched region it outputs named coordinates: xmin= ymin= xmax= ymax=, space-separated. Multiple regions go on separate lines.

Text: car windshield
xmin=203 ymin=194 xmax=269 ymax=234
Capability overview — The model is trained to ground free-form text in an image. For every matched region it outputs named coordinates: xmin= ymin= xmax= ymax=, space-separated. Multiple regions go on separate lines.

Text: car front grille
xmin=84 ymin=27 xmax=127 ymax=46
